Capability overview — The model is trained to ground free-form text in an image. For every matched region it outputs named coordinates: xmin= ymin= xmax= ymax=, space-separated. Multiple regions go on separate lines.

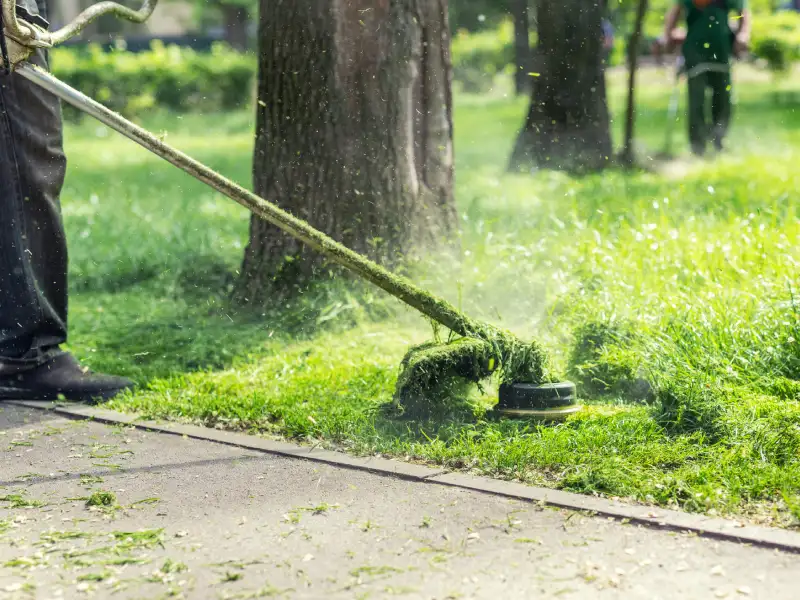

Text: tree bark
xmin=237 ymin=0 xmax=457 ymax=304
xmin=621 ymin=0 xmax=648 ymax=167
xmin=510 ymin=0 xmax=532 ymax=95
xmin=221 ymin=4 xmax=250 ymax=51
xmin=509 ymin=0 xmax=612 ymax=172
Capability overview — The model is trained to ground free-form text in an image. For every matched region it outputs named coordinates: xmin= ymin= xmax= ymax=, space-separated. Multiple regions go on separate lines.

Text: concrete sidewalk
xmin=1 ymin=404 xmax=798 ymax=600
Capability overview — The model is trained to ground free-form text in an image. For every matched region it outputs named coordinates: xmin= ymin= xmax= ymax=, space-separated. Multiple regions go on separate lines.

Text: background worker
xmin=660 ymin=0 xmax=751 ymax=155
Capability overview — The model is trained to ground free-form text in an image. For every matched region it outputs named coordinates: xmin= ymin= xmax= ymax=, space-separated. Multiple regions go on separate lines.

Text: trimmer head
xmin=495 ymin=381 xmax=581 ymax=421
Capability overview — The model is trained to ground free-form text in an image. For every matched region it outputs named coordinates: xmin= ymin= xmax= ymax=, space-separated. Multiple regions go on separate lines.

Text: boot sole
xmin=0 ymin=385 xmax=131 ymax=403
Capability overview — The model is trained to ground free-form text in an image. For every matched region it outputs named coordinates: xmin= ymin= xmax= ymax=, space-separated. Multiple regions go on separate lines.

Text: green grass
xmin=61 ymin=66 xmax=800 ymax=526
xmin=85 ymin=491 xmax=118 ymax=508
xmin=0 ymin=493 xmax=46 ymax=509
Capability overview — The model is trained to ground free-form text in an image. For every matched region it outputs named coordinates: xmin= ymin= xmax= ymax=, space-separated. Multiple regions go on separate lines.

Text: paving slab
xmin=1 ymin=404 xmax=799 ymax=600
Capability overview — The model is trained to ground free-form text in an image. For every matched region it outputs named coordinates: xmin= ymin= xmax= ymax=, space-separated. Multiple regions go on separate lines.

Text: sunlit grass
xmin=62 ymin=65 xmax=800 ymax=526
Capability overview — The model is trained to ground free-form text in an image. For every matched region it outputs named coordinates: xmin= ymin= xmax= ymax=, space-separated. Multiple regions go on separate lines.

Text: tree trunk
xmin=221 ymin=4 xmax=250 ymax=51
xmin=509 ymin=0 xmax=612 ymax=172
xmin=511 ymin=0 xmax=532 ymax=95
xmin=621 ymin=0 xmax=648 ymax=167
xmin=237 ymin=0 xmax=457 ymax=304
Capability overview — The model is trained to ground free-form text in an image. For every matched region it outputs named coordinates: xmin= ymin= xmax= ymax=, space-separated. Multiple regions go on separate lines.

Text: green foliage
xmin=751 ymin=12 xmax=800 ymax=73
xmin=451 ymin=20 xmax=519 ymax=92
xmin=194 ymin=0 xmax=256 ymax=11
xmin=183 ymin=0 xmax=257 ymax=28
xmin=754 ymin=35 xmax=793 ymax=71
xmin=450 ymin=0 xmax=512 ymax=31
xmin=50 ymin=41 xmax=256 ymax=118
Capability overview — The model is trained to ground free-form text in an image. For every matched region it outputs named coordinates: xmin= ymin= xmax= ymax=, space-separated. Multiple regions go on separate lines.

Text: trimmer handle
xmin=2 ymin=0 xmax=157 ymax=48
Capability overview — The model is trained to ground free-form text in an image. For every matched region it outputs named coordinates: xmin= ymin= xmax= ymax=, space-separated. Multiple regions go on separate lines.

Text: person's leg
xmin=709 ymin=69 xmax=732 ymax=152
xmin=686 ymin=71 xmax=709 ymax=156
xmin=0 ymin=6 xmax=67 ymax=368
xmin=0 ymin=1 xmax=133 ymax=400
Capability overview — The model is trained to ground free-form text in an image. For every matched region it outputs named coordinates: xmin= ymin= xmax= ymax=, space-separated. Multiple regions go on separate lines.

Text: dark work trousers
xmin=687 ymin=67 xmax=731 ymax=155
xmin=0 ymin=0 xmax=69 ymax=374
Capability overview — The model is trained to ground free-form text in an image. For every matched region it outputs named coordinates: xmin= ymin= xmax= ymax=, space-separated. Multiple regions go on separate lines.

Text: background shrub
xmin=751 ymin=12 xmax=800 ymax=74
xmin=50 ymin=41 xmax=257 ymax=119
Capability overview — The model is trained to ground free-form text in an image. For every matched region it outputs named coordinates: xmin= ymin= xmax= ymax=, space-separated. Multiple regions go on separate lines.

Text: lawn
xmin=61 ymin=66 xmax=800 ymax=526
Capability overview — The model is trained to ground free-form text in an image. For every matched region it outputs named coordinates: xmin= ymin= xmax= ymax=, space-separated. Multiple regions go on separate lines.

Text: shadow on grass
xmin=73 ymin=308 xmax=277 ymax=381
xmin=70 ymin=254 xmax=239 ymax=295
xmin=71 ymin=273 xmax=397 ymax=384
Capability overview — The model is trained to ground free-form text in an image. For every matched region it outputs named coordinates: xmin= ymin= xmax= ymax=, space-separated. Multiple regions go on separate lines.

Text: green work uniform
xmin=677 ymin=0 xmax=746 ymax=154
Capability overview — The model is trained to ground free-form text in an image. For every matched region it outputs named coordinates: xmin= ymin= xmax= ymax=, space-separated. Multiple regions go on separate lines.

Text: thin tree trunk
xmin=621 ymin=0 xmax=648 ymax=167
xmin=237 ymin=0 xmax=457 ymax=304
xmin=511 ymin=0 xmax=532 ymax=95
xmin=221 ymin=4 xmax=250 ymax=51
xmin=509 ymin=0 xmax=612 ymax=172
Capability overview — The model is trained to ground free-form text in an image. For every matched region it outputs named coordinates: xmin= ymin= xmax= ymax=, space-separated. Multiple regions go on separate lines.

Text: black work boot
xmin=0 ymin=353 xmax=134 ymax=403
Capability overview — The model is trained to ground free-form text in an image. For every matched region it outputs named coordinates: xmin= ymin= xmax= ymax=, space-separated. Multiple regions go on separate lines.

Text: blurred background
xmin=43 ymin=0 xmax=800 ymax=120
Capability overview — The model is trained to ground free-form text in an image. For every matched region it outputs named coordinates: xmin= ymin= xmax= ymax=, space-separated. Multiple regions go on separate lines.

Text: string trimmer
xmin=0 ymin=0 xmax=579 ymax=419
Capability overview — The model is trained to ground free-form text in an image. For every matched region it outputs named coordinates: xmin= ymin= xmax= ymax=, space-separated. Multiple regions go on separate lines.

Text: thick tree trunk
xmin=237 ymin=0 xmax=457 ymax=304
xmin=509 ymin=0 xmax=612 ymax=172
xmin=511 ymin=0 xmax=532 ymax=95
xmin=621 ymin=0 xmax=648 ymax=167
xmin=221 ymin=4 xmax=250 ymax=51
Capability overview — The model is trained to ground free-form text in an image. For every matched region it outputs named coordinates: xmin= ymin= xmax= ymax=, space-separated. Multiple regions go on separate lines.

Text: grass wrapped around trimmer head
xmin=393 ymin=324 xmax=550 ymax=414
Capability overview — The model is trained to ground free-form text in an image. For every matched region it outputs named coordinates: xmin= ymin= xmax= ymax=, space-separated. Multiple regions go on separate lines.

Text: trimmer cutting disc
xmin=496 ymin=381 xmax=581 ymax=420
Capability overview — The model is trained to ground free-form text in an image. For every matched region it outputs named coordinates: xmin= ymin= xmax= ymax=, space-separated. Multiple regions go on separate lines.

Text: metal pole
xmin=15 ymin=62 xmax=472 ymax=336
